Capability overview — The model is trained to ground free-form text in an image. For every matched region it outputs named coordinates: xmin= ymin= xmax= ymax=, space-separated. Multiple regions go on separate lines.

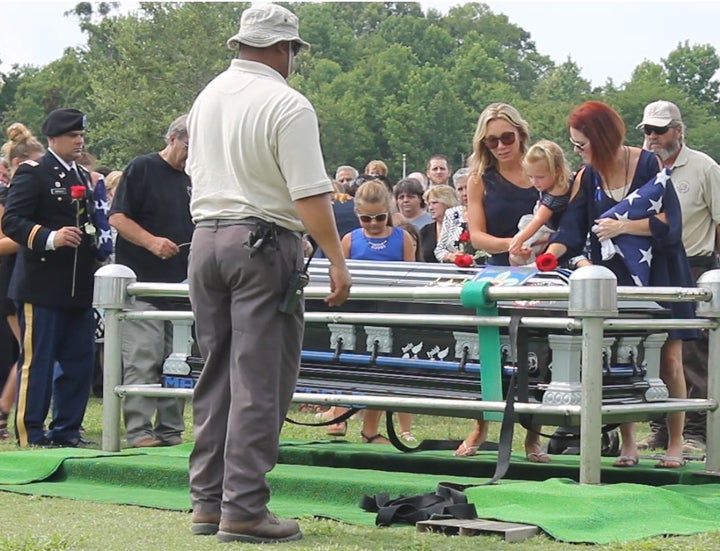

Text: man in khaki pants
xmin=185 ymin=4 xmax=351 ymax=544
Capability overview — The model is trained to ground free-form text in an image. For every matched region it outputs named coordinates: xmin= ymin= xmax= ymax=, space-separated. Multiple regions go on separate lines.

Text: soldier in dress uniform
xmin=1 ymin=108 xmax=98 ymax=447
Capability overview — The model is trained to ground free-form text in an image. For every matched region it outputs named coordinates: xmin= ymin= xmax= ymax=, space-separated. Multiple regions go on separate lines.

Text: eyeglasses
xmin=356 ymin=212 xmax=388 ymax=223
xmin=291 ymin=42 xmax=302 ymax=56
xmin=643 ymin=125 xmax=672 ymax=136
xmin=569 ymin=137 xmax=587 ymax=151
xmin=483 ymin=131 xmax=516 ymax=150
xmin=179 ymin=140 xmax=189 ymax=149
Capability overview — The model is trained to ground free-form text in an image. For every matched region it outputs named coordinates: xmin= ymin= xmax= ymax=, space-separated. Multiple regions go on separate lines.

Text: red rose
xmin=70 ymin=185 xmax=86 ymax=199
xmin=454 ymin=253 xmax=474 ymax=267
xmin=459 ymin=230 xmax=471 ymax=242
xmin=535 ymin=252 xmax=558 ymax=272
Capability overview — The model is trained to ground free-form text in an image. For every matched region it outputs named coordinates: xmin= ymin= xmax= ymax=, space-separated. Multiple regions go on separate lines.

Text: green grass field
xmin=0 ymin=398 xmax=717 ymax=550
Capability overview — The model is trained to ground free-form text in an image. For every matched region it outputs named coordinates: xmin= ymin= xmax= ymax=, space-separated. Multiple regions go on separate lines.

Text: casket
xmin=171 ymin=260 xmax=671 ymax=420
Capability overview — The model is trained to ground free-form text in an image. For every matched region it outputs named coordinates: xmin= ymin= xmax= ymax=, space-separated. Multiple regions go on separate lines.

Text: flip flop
xmin=526 ymin=451 xmax=551 ymax=463
xmin=326 ymin=421 xmax=347 ymax=437
xmin=655 ymin=455 xmax=686 ymax=469
xmin=361 ymin=432 xmax=390 ymax=444
xmin=453 ymin=440 xmax=479 ymax=457
xmin=613 ymin=455 xmax=639 ymax=468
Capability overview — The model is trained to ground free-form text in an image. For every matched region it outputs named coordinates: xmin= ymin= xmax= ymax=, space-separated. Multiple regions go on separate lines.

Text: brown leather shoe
xmin=217 ymin=512 xmax=302 ymax=543
xmin=191 ymin=510 xmax=220 ymax=535
xmin=130 ymin=436 xmax=163 ymax=448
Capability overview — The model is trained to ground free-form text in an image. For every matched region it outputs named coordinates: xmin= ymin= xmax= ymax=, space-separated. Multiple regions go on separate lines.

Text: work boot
xmin=636 ymin=431 xmax=667 ymax=451
xmin=682 ymin=438 xmax=706 ymax=456
xmin=217 ymin=511 xmax=302 ymax=544
xmin=191 ymin=510 xmax=220 ymax=535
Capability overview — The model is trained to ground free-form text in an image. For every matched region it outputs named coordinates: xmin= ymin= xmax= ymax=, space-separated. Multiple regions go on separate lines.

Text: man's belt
xmin=196 ymin=217 xmax=301 ymax=238
xmin=687 ymin=253 xmax=720 ymax=269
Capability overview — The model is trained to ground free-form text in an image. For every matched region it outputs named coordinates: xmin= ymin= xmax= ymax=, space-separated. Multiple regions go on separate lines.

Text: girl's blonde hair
xmin=468 ymin=102 xmax=529 ymax=178
xmin=523 ymin=139 xmax=570 ymax=192
xmin=354 ymin=179 xmax=394 ymax=226
xmin=1 ymin=123 xmax=45 ymax=176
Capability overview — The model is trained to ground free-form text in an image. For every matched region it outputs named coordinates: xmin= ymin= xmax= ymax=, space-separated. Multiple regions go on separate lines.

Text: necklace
xmin=366 ymin=235 xmax=388 ymax=250
xmin=601 ymin=146 xmax=630 ymax=201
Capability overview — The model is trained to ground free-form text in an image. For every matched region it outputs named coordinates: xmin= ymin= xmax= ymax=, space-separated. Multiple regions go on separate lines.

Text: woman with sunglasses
xmin=544 ymin=100 xmax=697 ymax=469
xmin=456 ymin=103 xmax=549 ymax=462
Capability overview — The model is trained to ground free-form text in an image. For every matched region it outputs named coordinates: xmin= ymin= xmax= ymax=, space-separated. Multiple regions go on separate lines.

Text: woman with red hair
xmin=545 ymin=100 xmax=697 ymax=469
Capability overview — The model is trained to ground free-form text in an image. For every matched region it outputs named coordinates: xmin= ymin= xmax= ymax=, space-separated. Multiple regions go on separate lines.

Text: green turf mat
xmin=0 ymin=450 xmax=479 ymax=526
xmin=0 ymin=447 xmax=141 ymax=484
xmin=2 ymin=443 xmax=720 ymax=542
xmin=465 ymin=477 xmax=720 ymax=544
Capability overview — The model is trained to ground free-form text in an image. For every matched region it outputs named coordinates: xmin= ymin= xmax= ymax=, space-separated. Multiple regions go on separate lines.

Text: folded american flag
xmin=91 ymin=176 xmax=113 ymax=261
xmin=596 ymin=168 xmax=672 ymax=286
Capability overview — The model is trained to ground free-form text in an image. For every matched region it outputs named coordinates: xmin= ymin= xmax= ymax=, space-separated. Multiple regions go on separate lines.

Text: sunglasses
xmin=357 ymin=212 xmax=388 ymax=223
xmin=483 ymin=131 xmax=516 ymax=150
xmin=643 ymin=125 xmax=672 ymax=136
xmin=291 ymin=42 xmax=303 ymax=56
xmin=569 ymin=137 xmax=587 ymax=151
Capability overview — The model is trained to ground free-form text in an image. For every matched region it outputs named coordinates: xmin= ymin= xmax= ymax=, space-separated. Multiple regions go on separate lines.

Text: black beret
xmin=41 ymin=108 xmax=87 ymax=137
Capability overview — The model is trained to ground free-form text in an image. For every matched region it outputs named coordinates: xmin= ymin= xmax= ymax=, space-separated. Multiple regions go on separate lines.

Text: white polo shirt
xmin=671 ymin=144 xmax=720 ymax=257
xmin=186 ymin=59 xmax=332 ymax=232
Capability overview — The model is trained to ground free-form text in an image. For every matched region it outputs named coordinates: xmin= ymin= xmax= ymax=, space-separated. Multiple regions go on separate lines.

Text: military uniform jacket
xmin=2 ymin=151 xmax=98 ymax=308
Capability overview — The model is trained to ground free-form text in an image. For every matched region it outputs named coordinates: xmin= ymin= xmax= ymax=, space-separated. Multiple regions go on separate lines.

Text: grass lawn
xmin=0 ymin=398 xmax=718 ymax=550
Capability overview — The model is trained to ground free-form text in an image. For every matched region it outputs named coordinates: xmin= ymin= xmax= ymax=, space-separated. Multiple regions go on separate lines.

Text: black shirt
xmin=110 ymin=152 xmax=193 ymax=283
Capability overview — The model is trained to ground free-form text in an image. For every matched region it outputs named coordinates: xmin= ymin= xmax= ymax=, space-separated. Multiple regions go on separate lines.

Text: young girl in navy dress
xmin=509 ymin=140 xmax=570 ymax=262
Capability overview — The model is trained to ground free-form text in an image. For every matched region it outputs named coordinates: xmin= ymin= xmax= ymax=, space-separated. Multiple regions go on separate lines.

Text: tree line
xmin=1 ymin=1 xmax=719 ymax=178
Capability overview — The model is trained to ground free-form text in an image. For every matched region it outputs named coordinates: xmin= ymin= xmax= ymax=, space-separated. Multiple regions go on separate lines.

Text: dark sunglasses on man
xmin=483 ymin=131 xmax=516 ymax=150
xmin=642 ymin=125 xmax=673 ymax=136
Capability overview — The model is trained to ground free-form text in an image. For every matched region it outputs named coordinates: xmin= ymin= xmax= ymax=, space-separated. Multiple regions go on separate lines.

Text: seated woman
xmin=419 ymin=184 xmax=458 ymax=263
xmin=545 ymin=100 xmax=697 ymax=469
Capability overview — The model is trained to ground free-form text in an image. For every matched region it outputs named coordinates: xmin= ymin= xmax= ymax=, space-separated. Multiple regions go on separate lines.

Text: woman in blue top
xmin=546 ymin=101 xmax=696 ymax=469
xmin=458 ymin=103 xmax=549 ymax=462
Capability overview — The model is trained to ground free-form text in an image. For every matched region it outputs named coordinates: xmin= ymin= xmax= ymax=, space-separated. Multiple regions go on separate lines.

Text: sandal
xmin=361 ymin=432 xmax=390 ymax=444
xmin=453 ymin=440 xmax=479 ymax=457
xmin=526 ymin=451 xmax=551 ymax=464
xmin=613 ymin=455 xmax=639 ymax=468
xmin=0 ymin=409 xmax=9 ymax=440
xmin=326 ymin=421 xmax=347 ymax=437
xmin=400 ymin=431 xmax=417 ymax=443
xmin=655 ymin=455 xmax=686 ymax=469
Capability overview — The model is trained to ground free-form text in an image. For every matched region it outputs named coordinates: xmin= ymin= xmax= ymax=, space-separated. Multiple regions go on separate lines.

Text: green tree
xmin=2 ymin=50 xmax=89 ymax=138
xmin=663 ymin=41 xmax=720 ymax=109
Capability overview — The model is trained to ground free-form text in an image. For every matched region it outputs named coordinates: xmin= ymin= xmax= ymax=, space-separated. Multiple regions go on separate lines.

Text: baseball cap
xmin=636 ymin=100 xmax=682 ymax=129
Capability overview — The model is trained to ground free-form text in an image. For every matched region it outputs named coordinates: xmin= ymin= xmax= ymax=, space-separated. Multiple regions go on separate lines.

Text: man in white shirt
xmin=185 ymin=4 xmax=351 ymax=544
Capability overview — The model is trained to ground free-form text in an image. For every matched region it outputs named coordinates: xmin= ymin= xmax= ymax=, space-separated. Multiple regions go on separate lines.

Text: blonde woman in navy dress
xmin=457 ymin=103 xmax=549 ymax=462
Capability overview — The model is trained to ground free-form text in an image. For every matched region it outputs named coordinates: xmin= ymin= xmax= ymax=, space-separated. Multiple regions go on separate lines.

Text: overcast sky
xmin=2 ymin=1 xmax=720 ymax=87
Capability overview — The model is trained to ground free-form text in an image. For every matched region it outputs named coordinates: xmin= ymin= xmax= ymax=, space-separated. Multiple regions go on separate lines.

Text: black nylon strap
xmin=359 ymin=482 xmax=477 ymax=526
xmin=285 ymin=407 xmax=360 ymax=427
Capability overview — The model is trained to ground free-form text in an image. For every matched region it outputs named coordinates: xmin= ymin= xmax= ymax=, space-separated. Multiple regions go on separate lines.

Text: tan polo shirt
xmin=671 ymin=145 xmax=720 ymax=257
xmin=186 ymin=59 xmax=332 ymax=232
